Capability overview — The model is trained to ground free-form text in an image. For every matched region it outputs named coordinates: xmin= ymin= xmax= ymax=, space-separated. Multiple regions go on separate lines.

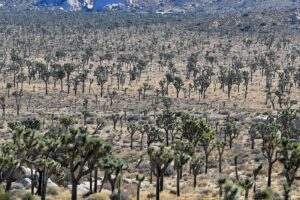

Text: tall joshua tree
xmin=63 ymin=63 xmax=75 ymax=94
xmin=257 ymin=117 xmax=280 ymax=187
xmin=127 ymin=123 xmax=138 ymax=150
xmin=173 ymin=76 xmax=184 ymax=98
xmin=278 ymin=138 xmax=300 ymax=200
xmin=41 ymin=69 xmax=51 ymax=95
xmin=243 ymin=71 xmax=250 ymax=100
xmin=181 ymin=114 xmax=215 ymax=173
xmin=59 ymin=127 xmax=112 ymax=200
xmin=12 ymin=90 xmax=23 ymax=116
xmin=148 ymin=143 xmax=173 ymax=200
xmin=94 ymin=66 xmax=108 ymax=97
xmin=156 ymin=110 xmax=177 ymax=146
xmin=190 ymin=155 xmax=204 ymax=188
xmin=172 ymin=140 xmax=194 ymax=196
xmin=224 ymin=116 xmax=239 ymax=149
xmin=216 ymin=140 xmax=226 ymax=173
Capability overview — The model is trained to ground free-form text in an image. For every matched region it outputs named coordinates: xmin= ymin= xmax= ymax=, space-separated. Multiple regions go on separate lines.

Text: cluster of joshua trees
xmin=0 ymin=9 xmax=300 ymax=200
xmin=0 ymin=97 xmax=299 ymax=200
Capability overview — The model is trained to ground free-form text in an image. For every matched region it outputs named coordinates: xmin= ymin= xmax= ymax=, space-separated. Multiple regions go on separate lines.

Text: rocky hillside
xmin=0 ymin=0 xmax=299 ymax=13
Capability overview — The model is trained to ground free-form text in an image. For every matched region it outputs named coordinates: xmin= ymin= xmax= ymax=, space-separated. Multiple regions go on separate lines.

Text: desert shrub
xmin=253 ymin=187 xmax=273 ymax=200
xmin=47 ymin=186 xmax=59 ymax=195
xmin=87 ymin=193 xmax=110 ymax=200
xmin=0 ymin=187 xmax=12 ymax=200
xmin=21 ymin=193 xmax=36 ymax=200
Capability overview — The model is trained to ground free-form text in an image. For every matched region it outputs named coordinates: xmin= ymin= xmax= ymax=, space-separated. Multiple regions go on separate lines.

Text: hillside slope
xmin=0 ymin=0 xmax=298 ymax=12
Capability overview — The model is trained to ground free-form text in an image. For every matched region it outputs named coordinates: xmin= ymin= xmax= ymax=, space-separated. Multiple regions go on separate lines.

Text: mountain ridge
xmin=0 ymin=0 xmax=299 ymax=13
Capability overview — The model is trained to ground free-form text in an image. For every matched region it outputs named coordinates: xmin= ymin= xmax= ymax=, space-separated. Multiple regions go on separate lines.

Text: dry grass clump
xmin=87 ymin=193 xmax=110 ymax=200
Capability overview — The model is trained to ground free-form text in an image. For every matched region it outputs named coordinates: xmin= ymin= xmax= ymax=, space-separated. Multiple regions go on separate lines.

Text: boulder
xmin=17 ymin=178 xmax=32 ymax=189
xmin=127 ymin=114 xmax=141 ymax=121
xmin=164 ymin=164 xmax=175 ymax=176
xmin=48 ymin=179 xmax=58 ymax=188
xmin=11 ymin=182 xmax=25 ymax=190
xmin=110 ymin=191 xmax=131 ymax=200
xmin=253 ymin=115 xmax=268 ymax=123
xmin=86 ymin=117 xmax=96 ymax=124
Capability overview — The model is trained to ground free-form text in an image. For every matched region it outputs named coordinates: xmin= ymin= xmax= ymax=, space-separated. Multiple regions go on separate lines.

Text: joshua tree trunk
xmin=284 ymin=184 xmax=291 ymax=200
xmin=89 ymin=171 xmax=93 ymax=194
xmin=205 ymin=155 xmax=208 ymax=174
xmin=71 ymin=181 xmax=78 ymax=200
xmin=235 ymin=156 xmax=239 ymax=181
xmin=156 ymin=171 xmax=160 ymax=200
xmin=193 ymin=174 xmax=197 ymax=188
xmin=219 ymin=184 xmax=223 ymax=200
xmin=176 ymin=168 xmax=180 ymax=196
xmin=245 ymin=189 xmax=249 ymax=200
xmin=137 ymin=181 xmax=141 ymax=200
xmin=159 ymin=175 xmax=164 ymax=192
xmin=94 ymin=168 xmax=98 ymax=193
xmin=267 ymin=161 xmax=272 ymax=187
xmin=219 ymin=156 xmax=222 ymax=173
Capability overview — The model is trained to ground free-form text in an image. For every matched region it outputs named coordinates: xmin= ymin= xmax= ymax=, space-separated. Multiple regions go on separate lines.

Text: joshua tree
xmin=59 ymin=127 xmax=112 ymax=200
xmin=223 ymin=183 xmax=239 ymax=200
xmin=173 ymin=76 xmax=184 ymax=98
xmin=156 ymin=110 xmax=177 ymax=146
xmin=0 ymin=97 xmax=5 ymax=117
xmin=12 ymin=90 xmax=23 ymax=116
xmin=127 ymin=123 xmax=138 ymax=149
xmin=225 ymin=69 xmax=235 ymax=99
xmin=199 ymin=124 xmax=215 ymax=174
xmin=55 ymin=66 xmax=66 ymax=91
xmin=224 ymin=116 xmax=239 ymax=149
xmin=190 ymin=155 xmax=204 ymax=188
xmin=99 ymin=155 xmax=126 ymax=195
xmin=161 ymin=96 xmax=173 ymax=110
xmin=72 ymin=77 xmax=80 ymax=96
xmin=216 ymin=140 xmax=226 ymax=173
xmin=195 ymin=70 xmax=211 ymax=99
xmin=253 ymin=163 xmax=263 ymax=193
xmin=146 ymin=126 xmax=164 ymax=148
xmin=6 ymin=83 xmax=12 ymax=97
xmin=112 ymin=113 xmax=121 ymax=130
xmin=136 ymin=174 xmax=145 ymax=200
xmin=16 ymin=72 xmax=26 ymax=90
xmin=171 ymin=140 xmax=195 ymax=196
xmin=217 ymin=177 xmax=227 ymax=199
xmin=139 ymin=124 xmax=150 ymax=150
xmin=165 ymin=73 xmax=174 ymax=95
xmin=148 ymin=143 xmax=173 ymax=200
xmin=138 ymin=87 xmax=143 ymax=101
xmin=257 ymin=117 xmax=280 ymax=187
xmin=63 ymin=63 xmax=75 ymax=94
xmin=78 ymin=69 xmax=89 ymax=94
xmin=94 ymin=66 xmax=108 ymax=97
xmin=81 ymin=98 xmax=89 ymax=125
xmin=41 ymin=69 xmax=51 ymax=95
xmin=249 ymin=124 xmax=259 ymax=150
xmin=278 ymin=138 xmax=300 ymax=200
xmin=109 ymin=90 xmax=118 ymax=107
xmin=239 ymin=178 xmax=254 ymax=200
xmin=59 ymin=116 xmax=74 ymax=130
xmin=234 ymin=155 xmax=239 ymax=181
xmin=243 ymin=71 xmax=250 ymax=99
xmin=142 ymin=82 xmax=152 ymax=100
xmin=250 ymin=62 xmax=258 ymax=81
